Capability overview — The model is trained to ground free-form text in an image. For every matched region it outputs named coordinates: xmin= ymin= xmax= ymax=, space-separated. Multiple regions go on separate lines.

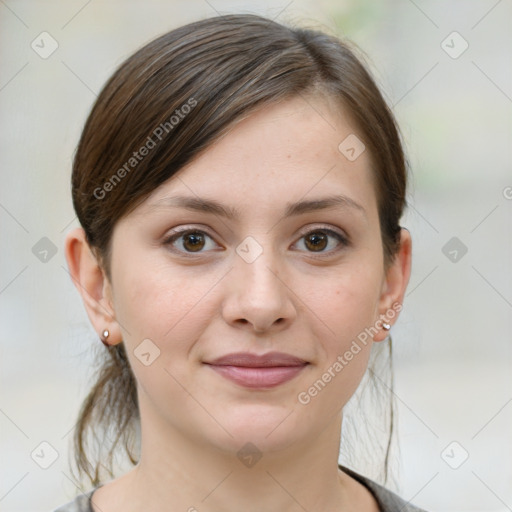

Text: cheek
xmin=110 ymin=258 xmax=220 ymax=420
xmin=110 ymin=253 xmax=228 ymax=365
xmin=305 ymin=263 xmax=382 ymax=344
xmin=295 ymin=263 xmax=381 ymax=405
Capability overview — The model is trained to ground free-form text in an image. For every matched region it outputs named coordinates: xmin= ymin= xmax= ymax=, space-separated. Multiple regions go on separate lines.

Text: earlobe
xmin=64 ymin=227 xmax=122 ymax=345
xmin=373 ymin=228 xmax=412 ymax=342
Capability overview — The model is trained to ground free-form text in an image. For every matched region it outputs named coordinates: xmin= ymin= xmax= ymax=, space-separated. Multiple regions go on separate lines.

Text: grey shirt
xmin=53 ymin=465 xmax=427 ymax=512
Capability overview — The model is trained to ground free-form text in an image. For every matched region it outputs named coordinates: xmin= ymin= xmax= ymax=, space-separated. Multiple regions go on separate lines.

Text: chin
xmin=206 ymin=403 xmax=310 ymax=455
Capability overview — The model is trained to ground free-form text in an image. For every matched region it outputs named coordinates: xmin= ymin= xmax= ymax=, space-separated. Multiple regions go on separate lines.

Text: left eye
xmin=293 ymin=229 xmax=347 ymax=253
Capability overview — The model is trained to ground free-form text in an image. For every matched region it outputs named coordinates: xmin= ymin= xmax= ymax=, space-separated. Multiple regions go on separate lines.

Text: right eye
xmin=164 ymin=229 xmax=220 ymax=254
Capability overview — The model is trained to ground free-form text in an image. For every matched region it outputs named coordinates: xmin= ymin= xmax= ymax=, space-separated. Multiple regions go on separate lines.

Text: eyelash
xmin=163 ymin=225 xmax=350 ymax=258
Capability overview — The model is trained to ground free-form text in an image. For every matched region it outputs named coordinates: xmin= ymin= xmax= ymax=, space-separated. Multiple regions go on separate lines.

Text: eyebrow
xmin=148 ymin=194 xmax=367 ymax=220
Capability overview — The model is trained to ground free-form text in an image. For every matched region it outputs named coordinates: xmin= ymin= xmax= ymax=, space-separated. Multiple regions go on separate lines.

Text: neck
xmin=113 ymin=400 xmax=354 ymax=512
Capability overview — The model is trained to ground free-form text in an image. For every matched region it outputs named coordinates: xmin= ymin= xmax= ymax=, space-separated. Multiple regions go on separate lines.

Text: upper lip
xmin=205 ymin=351 xmax=308 ymax=367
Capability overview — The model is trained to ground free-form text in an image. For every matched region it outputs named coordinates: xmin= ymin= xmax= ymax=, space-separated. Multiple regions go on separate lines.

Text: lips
xmin=204 ymin=351 xmax=308 ymax=389
xmin=207 ymin=351 xmax=308 ymax=367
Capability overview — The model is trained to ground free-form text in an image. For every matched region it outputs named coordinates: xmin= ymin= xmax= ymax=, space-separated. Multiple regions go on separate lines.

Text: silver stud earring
xmin=382 ymin=322 xmax=391 ymax=331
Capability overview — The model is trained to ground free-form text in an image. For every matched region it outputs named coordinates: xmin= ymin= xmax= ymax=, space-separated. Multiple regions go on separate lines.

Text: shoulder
xmin=54 ymin=473 xmax=428 ymax=512
xmin=52 ymin=488 xmax=97 ymax=512
xmin=339 ymin=465 xmax=428 ymax=512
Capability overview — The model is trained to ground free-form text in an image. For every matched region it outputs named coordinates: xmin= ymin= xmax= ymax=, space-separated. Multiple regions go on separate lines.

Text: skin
xmin=66 ymin=95 xmax=412 ymax=512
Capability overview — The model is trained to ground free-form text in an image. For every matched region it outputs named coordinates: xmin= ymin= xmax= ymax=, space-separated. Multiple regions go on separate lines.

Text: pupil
xmin=184 ymin=233 xmax=204 ymax=251
xmin=306 ymin=232 xmax=327 ymax=251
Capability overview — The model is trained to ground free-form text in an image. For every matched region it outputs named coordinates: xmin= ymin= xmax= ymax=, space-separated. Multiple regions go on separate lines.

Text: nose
xmin=221 ymin=247 xmax=297 ymax=334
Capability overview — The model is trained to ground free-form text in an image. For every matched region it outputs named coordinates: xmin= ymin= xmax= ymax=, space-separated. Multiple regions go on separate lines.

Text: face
xmin=105 ymin=95 xmax=397 ymax=456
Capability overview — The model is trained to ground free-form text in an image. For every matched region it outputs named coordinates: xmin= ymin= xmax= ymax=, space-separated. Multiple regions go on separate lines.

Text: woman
xmin=56 ymin=13 xmax=424 ymax=512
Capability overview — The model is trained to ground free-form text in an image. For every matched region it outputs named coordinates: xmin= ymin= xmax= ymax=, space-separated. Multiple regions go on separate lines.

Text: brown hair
xmin=70 ymin=13 xmax=407 ymax=487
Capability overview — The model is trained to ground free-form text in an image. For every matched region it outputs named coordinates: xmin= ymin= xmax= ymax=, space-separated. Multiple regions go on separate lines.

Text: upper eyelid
xmin=164 ymin=227 xmax=217 ymax=245
xmin=166 ymin=224 xmax=347 ymax=238
xmin=295 ymin=224 xmax=347 ymax=239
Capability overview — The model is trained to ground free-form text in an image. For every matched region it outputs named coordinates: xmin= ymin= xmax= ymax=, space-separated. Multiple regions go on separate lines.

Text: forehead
xmin=140 ymin=95 xmax=378 ymax=220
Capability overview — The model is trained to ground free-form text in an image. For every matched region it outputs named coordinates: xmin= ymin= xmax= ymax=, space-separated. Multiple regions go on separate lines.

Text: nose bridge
xmin=236 ymin=238 xmax=284 ymax=301
xmin=223 ymin=235 xmax=296 ymax=331
xmin=240 ymin=251 xmax=281 ymax=298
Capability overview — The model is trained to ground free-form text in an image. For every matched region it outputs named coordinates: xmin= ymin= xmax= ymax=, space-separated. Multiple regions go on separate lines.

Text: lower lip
xmin=207 ymin=364 xmax=307 ymax=388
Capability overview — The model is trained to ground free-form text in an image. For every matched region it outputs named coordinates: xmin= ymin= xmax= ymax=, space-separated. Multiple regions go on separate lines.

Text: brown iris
xmin=304 ymin=232 xmax=328 ymax=251
xmin=182 ymin=232 xmax=206 ymax=252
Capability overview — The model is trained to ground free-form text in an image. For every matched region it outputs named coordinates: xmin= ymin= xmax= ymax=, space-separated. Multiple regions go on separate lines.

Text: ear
xmin=373 ymin=228 xmax=412 ymax=342
xmin=64 ymin=227 xmax=122 ymax=345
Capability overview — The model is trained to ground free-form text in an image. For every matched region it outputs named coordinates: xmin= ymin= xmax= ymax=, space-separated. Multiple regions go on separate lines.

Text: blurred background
xmin=1 ymin=1 xmax=511 ymax=510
